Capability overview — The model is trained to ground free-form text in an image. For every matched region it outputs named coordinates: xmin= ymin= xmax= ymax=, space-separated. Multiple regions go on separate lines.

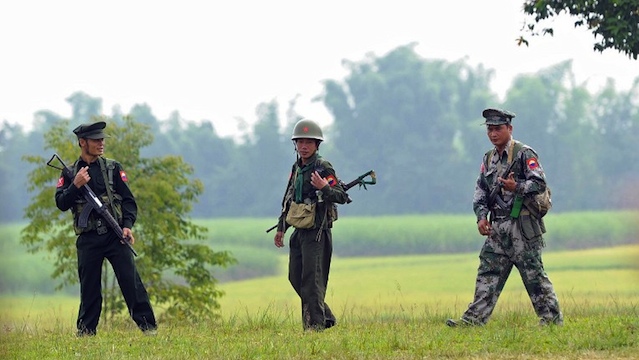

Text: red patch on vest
xmin=120 ymin=171 xmax=128 ymax=182
xmin=480 ymin=162 xmax=485 ymax=173
xmin=57 ymin=177 xmax=64 ymax=188
xmin=527 ymin=158 xmax=539 ymax=170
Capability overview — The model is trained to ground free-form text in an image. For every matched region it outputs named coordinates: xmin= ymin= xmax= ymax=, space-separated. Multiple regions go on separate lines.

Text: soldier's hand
xmin=274 ymin=231 xmax=284 ymax=248
xmin=498 ymin=172 xmax=517 ymax=192
xmin=123 ymin=227 xmax=135 ymax=245
xmin=478 ymin=219 xmax=491 ymax=236
xmin=73 ymin=166 xmax=90 ymax=188
xmin=310 ymin=171 xmax=328 ymax=189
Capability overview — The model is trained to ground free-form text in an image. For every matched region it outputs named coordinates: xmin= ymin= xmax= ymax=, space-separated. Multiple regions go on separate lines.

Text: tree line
xmin=1 ymin=44 xmax=638 ymax=223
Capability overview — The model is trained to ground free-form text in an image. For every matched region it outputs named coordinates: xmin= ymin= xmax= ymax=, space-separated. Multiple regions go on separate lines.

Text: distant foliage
xmin=1 ymin=47 xmax=638 ymax=223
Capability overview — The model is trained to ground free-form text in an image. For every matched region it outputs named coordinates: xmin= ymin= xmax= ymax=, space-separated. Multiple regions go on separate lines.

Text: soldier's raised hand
xmin=498 ymin=172 xmax=517 ymax=192
xmin=73 ymin=166 xmax=90 ymax=188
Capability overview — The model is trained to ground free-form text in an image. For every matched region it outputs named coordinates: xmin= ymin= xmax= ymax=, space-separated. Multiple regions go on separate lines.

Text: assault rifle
xmin=265 ymin=170 xmax=377 ymax=233
xmin=487 ymin=159 xmax=517 ymax=210
xmin=47 ymin=154 xmax=138 ymax=256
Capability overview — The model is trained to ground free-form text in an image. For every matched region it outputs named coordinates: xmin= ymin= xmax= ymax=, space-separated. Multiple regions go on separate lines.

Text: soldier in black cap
xmin=55 ymin=121 xmax=157 ymax=336
xmin=446 ymin=108 xmax=562 ymax=327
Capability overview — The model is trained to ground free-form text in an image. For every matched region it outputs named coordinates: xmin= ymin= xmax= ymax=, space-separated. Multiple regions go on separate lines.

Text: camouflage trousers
xmin=462 ymin=217 xmax=563 ymax=325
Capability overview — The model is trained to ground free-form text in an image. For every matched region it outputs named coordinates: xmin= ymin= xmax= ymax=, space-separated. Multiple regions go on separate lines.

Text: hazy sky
xmin=1 ymin=0 xmax=637 ymax=137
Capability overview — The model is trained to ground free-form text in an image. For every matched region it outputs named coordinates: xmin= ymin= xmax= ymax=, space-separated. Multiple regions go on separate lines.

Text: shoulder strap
xmin=98 ymin=157 xmax=120 ymax=222
xmin=509 ymin=140 xmax=524 ymax=164
xmin=72 ymin=159 xmax=81 ymax=177
xmin=483 ymin=148 xmax=494 ymax=169
xmin=485 ymin=140 xmax=525 ymax=169
xmin=284 ymin=163 xmax=298 ymax=206
xmin=510 ymin=140 xmax=527 ymax=178
xmin=107 ymin=159 xmax=116 ymax=194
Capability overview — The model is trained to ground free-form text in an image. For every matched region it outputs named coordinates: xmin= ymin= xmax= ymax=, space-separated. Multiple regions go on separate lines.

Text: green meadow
xmin=3 ymin=211 xmax=638 ymax=287
xmin=2 ymin=246 xmax=638 ymax=359
xmin=1 ymin=212 xmax=638 ymax=359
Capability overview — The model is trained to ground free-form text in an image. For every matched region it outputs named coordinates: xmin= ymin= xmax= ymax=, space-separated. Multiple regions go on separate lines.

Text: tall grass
xmin=2 ymin=211 xmax=638 ymax=293
xmin=2 ymin=245 xmax=638 ymax=359
xmin=196 ymin=211 xmax=639 ymax=255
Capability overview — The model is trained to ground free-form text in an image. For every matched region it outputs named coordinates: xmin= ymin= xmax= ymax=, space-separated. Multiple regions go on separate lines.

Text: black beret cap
xmin=482 ymin=108 xmax=516 ymax=125
xmin=73 ymin=121 xmax=108 ymax=139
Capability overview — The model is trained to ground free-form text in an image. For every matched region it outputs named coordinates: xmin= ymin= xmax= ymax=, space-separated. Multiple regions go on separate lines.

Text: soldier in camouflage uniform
xmin=446 ymin=108 xmax=563 ymax=327
xmin=274 ymin=119 xmax=349 ymax=331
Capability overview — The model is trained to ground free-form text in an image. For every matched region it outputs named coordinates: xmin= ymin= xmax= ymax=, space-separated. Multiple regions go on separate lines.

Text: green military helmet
xmin=291 ymin=118 xmax=324 ymax=141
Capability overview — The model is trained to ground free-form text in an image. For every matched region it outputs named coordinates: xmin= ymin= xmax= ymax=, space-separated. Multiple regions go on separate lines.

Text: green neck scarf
xmin=294 ymin=154 xmax=320 ymax=203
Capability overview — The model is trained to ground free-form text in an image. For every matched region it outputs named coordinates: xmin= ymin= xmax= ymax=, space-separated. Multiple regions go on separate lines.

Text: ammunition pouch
xmin=519 ymin=212 xmax=545 ymax=240
xmin=73 ymin=214 xmax=108 ymax=235
xmin=523 ymin=187 xmax=552 ymax=218
xmin=108 ymin=193 xmax=124 ymax=225
xmin=286 ymin=200 xmax=316 ymax=229
xmin=72 ymin=193 xmax=122 ymax=235
xmin=329 ymin=203 xmax=338 ymax=223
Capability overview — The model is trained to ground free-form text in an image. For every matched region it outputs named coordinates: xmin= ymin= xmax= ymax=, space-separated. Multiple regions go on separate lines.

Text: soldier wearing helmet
xmin=291 ymin=118 xmax=325 ymax=142
xmin=274 ymin=118 xmax=349 ymax=331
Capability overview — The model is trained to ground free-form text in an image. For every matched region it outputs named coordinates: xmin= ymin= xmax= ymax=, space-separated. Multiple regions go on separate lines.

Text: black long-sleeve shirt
xmin=55 ymin=156 xmax=137 ymax=229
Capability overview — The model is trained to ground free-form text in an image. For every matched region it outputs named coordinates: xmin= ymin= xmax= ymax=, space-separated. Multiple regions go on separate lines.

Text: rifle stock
xmin=48 ymin=154 xmax=138 ymax=256
xmin=266 ymin=170 xmax=376 ymax=233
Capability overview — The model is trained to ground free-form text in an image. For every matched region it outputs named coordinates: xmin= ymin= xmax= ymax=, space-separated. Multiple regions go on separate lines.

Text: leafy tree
xmin=520 ymin=0 xmax=639 ymax=59
xmin=321 ymin=44 xmax=496 ymax=214
xmin=20 ymin=116 xmax=235 ymax=322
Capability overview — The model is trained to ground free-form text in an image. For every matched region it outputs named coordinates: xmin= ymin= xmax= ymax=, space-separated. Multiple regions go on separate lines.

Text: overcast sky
xmin=1 ymin=0 xmax=637 ymax=137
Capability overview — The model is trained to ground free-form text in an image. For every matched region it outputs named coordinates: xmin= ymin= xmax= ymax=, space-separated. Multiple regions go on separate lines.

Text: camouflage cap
xmin=73 ymin=121 xmax=108 ymax=139
xmin=482 ymin=108 xmax=516 ymax=125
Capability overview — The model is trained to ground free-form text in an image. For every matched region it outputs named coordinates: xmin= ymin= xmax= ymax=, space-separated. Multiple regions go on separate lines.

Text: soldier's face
xmin=295 ymin=138 xmax=318 ymax=162
xmin=486 ymin=124 xmax=512 ymax=148
xmin=81 ymin=138 xmax=105 ymax=157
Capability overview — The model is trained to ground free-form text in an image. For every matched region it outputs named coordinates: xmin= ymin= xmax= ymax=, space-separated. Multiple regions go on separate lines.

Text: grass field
xmin=2 ymin=245 xmax=638 ymax=359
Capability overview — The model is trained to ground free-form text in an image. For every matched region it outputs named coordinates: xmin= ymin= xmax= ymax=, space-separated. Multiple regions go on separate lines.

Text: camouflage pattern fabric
xmin=461 ymin=217 xmax=563 ymax=325
xmin=473 ymin=139 xmax=547 ymax=223
xmin=460 ymin=138 xmax=563 ymax=325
